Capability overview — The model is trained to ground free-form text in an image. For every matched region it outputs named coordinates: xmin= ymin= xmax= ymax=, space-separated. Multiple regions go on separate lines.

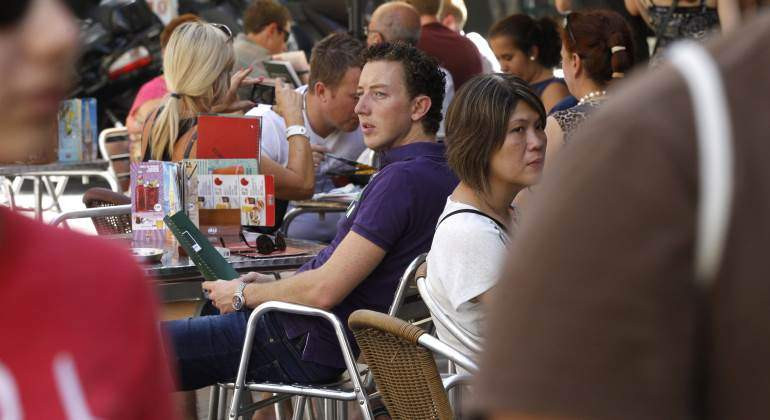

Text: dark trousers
xmin=164 ymin=311 xmax=342 ymax=391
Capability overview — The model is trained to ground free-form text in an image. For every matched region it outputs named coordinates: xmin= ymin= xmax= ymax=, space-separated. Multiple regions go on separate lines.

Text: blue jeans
xmin=164 ymin=312 xmax=342 ymax=391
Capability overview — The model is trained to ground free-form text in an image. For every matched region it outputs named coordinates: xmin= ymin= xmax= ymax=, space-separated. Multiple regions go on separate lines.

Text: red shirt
xmin=417 ymin=22 xmax=483 ymax=88
xmin=0 ymin=208 xmax=176 ymax=419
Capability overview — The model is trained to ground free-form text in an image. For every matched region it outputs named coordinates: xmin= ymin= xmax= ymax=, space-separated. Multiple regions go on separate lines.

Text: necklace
xmin=577 ymin=90 xmax=607 ymax=105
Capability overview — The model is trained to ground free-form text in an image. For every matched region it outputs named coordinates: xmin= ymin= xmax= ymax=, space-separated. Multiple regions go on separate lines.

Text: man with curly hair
xmin=166 ymin=42 xmax=458 ymax=396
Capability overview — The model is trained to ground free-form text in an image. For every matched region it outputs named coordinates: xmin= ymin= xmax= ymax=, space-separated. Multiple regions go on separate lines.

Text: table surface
xmin=107 ymin=233 xmax=326 ymax=303
xmin=0 ymin=160 xmax=109 ymax=176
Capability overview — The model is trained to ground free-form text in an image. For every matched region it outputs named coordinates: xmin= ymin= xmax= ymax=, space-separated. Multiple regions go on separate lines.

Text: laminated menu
xmin=130 ymin=161 xmax=182 ymax=242
xmin=57 ymin=97 xmax=98 ymax=162
xmin=181 ymin=159 xmax=275 ymax=229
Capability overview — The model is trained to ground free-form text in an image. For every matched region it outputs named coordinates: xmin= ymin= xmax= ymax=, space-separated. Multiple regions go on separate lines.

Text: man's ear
xmin=314 ymin=81 xmax=327 ymax=101
xmin=441 ymin=14 xmax=456 ymax=31
xmin=410 ymin=95 xmax=432 ymax=123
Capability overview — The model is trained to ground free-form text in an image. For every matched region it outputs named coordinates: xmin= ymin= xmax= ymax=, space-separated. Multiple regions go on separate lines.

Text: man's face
xmin=0 ymin=0 xmax=78 ymax=161
xmin=354 ymin=60 xmax=414 ymax=151
xmin=266 ymin=22 xmax=289 ymax=55
xmin=320 ymin=67 xmax=362 ymax=133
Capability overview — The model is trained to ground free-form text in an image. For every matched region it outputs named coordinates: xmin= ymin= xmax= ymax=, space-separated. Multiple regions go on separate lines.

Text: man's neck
xmin=420 ymin=15 xmax=439 ymax=26
xmin=389 ymin=123 xmax=435 ymax=150
xmin=304 ymin=93 xmax=335 ymax=138
xmin=245 ymin=32 xmax=271 ymax=52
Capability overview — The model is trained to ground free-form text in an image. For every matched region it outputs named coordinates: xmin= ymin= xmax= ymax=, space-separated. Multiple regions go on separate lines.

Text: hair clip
xmin=170 ymin=92 xmax=182 ymax=99
xmin=611 ymin=72 xmax=625 ymax=78
xmin=610 ymin=46 xmax=627 ymax=54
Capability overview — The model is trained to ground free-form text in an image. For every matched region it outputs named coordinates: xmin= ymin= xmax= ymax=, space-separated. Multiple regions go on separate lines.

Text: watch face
xmin=232 ymin=294 xmax=243 ymax=310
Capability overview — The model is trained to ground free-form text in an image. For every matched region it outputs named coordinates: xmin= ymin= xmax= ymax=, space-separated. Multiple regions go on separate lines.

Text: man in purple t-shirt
xmin=166 ymin=42 xmax=458 ymax=392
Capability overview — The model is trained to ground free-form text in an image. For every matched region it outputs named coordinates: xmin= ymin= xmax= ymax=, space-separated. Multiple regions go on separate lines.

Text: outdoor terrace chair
xmin=211 ymin=253 xmax=430 ymax=420
xmin=348 ymin=309 xmax=478 ymax=420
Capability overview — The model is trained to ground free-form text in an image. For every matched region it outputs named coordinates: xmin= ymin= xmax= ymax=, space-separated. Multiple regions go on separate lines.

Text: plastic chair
xmin=81 ymin=187 xmax=132 ymax=235
xmin=349 ymin=309 xmax=477 ymax=420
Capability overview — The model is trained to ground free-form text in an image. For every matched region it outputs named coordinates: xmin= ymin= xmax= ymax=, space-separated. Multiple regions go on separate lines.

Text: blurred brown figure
xmin=478 ymin=6 xmax=770 ymax=420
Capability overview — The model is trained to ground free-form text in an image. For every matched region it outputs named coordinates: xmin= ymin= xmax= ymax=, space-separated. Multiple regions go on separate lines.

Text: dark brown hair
xmin=242 ymin=0 xmax=291 ymax=35
xmin=403 ymin=0 xmax=443 ymax=16
xmin=563 ymin=10 xmax=635 ymax=85
xmin=160 ymin=13 xmax=201 ymax=49
xmin=308 ymin=33 xmax=364 ymax=90
xmin=445 ymin=74 xmax=546 ymax=192
xmin=489 ymin=14 xmax=562 ymax=68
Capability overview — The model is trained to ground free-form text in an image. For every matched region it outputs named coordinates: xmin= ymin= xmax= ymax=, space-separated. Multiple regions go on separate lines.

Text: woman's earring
xmin=530 ymin=56 xmax=536 ymax=61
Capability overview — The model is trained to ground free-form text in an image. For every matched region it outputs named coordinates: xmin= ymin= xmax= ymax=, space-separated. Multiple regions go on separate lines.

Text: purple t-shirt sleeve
xmin=350 ymin=167 xmax=413 ymax=251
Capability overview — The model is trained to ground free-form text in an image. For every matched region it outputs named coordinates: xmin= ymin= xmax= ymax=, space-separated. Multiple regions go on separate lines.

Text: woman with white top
xmin=426 ymin=73 xmax=547 ymax=357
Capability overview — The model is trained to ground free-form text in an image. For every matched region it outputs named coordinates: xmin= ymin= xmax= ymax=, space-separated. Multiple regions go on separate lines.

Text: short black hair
xmin=362 ymin=42 xmax=445 ymax=135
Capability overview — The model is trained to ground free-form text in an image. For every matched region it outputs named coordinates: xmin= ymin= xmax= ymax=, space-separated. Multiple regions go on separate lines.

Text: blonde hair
xmin=440 ymin=0 xmax=467 ymax=30
xmin=150 ymin=22 xmax=234 ymax=160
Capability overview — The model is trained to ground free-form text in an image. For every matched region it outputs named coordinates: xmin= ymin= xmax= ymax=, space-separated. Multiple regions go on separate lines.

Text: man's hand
xmin=211 ymin=66 xmax=262 ymax=114
xmin=273 ymin=78 xmax=304 ymax=127
xmin=311 ymin=144 xmax=329 ymax=169
xmin=201 ymin=279 xmax=239 ymax=314
xmin=201 ymin=272 xmax=277 ymax=313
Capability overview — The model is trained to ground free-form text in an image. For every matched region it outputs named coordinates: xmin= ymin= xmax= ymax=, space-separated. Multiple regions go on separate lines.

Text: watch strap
xmin=286 ymin=125 xmax=308 ymax=139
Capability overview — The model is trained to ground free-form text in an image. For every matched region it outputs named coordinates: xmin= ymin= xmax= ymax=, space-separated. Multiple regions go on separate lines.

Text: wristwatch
xmin=232 ymin=281 xmax=249 ymax=311
xmin=286 ymin=125 xmax=308 ymax=139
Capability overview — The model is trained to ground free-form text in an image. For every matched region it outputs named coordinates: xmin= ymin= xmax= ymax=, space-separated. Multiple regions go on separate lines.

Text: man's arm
xmin=261 ymin=79 xmax=315 ymax=199
xmin=203 ymin=230 xmax=386 ymax=313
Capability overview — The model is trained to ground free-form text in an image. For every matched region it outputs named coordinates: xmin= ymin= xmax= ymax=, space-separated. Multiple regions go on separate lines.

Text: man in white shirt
xmin=247 ymin=33 xmax=366 ymax=241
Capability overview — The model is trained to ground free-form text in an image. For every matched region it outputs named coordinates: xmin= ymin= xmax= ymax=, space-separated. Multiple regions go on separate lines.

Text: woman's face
xmin=0 ymin=0 xmax=78 ymax=161
xmin=490 ymin=36 xmax=536 ymax=82
xmin=488 ymin=100 xmax=547 ymax=189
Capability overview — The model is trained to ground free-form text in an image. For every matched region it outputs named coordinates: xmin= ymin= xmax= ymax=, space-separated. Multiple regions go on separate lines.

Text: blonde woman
xmin=141 ymin=21 xmax=314 ymax=199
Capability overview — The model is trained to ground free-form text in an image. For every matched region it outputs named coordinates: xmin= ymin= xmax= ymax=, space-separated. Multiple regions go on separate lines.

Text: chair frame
xmin=415 ymin=275 xmax=483 ymax=354
xmin=214 ymin=253 xmax=430 ymax=420
xmin=51 ymin=204 xmax=132 ymax=227
xmin=226 ymin=301 xmax=374 ymax=420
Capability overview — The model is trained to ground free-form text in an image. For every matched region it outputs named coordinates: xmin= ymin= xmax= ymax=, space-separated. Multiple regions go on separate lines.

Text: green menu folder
xmin=164 ymin=210 xmax=238 ymax=281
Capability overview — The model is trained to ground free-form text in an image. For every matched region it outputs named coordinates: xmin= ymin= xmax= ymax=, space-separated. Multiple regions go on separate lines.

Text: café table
xmin=108 ymin=232 xmax=326 ymax=320
xmin=0 ymin=160 xmax=118 ymax=220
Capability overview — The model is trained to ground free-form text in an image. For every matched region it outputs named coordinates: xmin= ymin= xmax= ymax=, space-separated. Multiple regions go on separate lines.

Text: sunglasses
xmin=210 ymin=22 xmax=233 ymax=42
xmin=238 ymin=231 xmax=287 ymax=255
xmin=2 ymin=0 xmax=87 ymax=27
xmin=277 ymin=26 xmax=290 ymax=43
xmin=565 ymin=13 xmax=577 ymax=47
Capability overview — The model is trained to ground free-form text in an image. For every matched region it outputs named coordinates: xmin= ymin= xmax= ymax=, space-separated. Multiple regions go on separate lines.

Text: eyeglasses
xmin=2 ymin=0 xmax=86 ymax=27
xmin=238 ymin=231 xmax=287 ymax=255
xmin=211 ymin=23 xmax=233 ymax=42
xmin=363 ymin=26 xmax=383 ymax=39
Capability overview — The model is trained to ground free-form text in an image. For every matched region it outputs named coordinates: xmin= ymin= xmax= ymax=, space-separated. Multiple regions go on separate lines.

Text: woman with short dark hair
xmin=425 ymin=74 xmax=546 ymax=358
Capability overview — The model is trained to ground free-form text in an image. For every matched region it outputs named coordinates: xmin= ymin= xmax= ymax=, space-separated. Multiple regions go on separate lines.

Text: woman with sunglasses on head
xmin=488 ymin=14 xmax=572 ymax=113
xmin=141 ymin=21 xmax=315 ymax=200
xmin=544 ymin=10 xmax=635 ymax=164
xmin=425 ymin=74 xmax=546 ymax=362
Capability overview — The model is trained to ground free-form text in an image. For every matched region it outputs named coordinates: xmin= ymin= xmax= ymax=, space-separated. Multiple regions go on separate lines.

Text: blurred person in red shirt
xmin=0 ymin=1 xmax=177 ymax=418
